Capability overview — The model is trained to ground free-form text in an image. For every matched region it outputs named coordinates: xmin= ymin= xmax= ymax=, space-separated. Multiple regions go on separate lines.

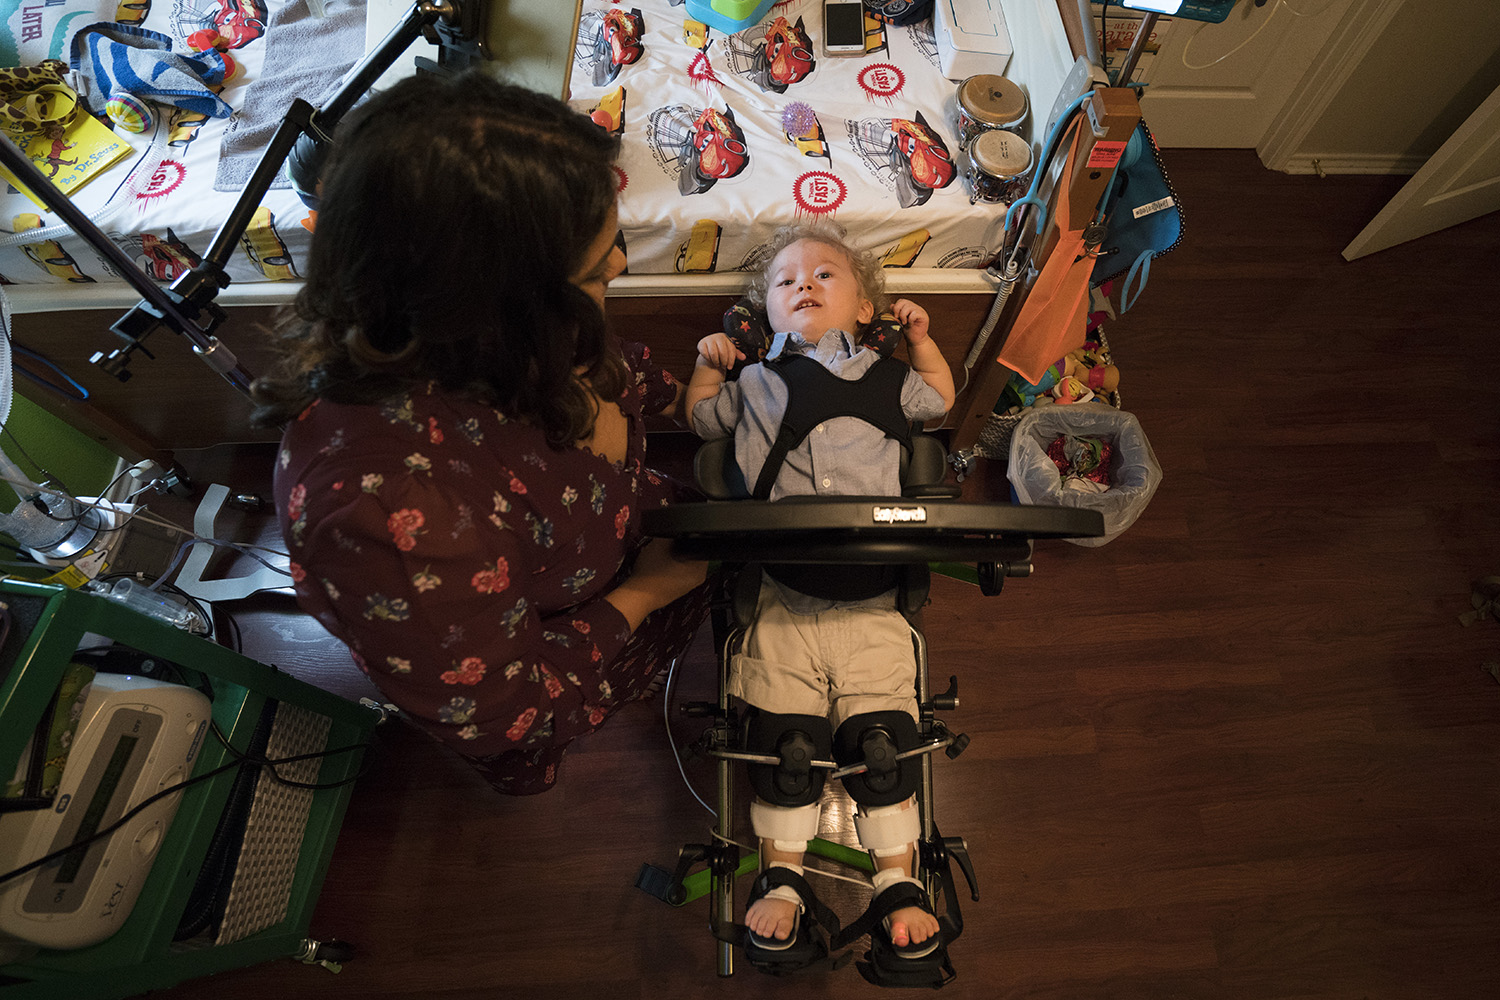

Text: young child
xmin=686 ymin=221 xmax=957 ymax=960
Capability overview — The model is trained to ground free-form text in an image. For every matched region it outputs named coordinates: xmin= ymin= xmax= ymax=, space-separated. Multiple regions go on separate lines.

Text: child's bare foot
xmin=887 ymin=901 xmax=941 ymax=949
xmin=749 ymin=839 xmax=808 ymax=946
xmin=746 ymin=893 xmax=800 ymax=943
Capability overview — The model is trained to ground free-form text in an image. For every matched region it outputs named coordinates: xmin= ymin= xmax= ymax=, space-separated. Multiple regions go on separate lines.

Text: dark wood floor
xmin=139 ymin=149 xmax=1500 ymax=999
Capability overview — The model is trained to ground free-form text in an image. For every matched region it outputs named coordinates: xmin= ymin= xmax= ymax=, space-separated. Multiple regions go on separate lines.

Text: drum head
xmin=971 ymin=130 xmax=1032 ymax=178
xmin=958 ymin=75 xmax=1028 ymax=128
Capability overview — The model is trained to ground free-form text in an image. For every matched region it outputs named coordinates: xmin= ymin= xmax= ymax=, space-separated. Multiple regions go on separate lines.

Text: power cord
xmin=1179 ymin=0 xmax=1343 ymax=72
xmin=207 ymin=719 xmax=375 ymax=791
xmin=0 ymin=733 xmax=373 ymax=888
xmin=663 ymin=650 xmax=715 ymax=816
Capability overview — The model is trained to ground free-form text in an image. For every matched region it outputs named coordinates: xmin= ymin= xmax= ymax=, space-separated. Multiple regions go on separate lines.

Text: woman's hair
xmin=741 ymin=219 xmax=889 ymax=322
xmin=250 ymin=70 xmax=625 ymax=447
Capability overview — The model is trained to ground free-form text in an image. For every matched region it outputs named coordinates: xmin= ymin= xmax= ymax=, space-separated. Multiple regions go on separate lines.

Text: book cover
xmin=1 ymin=106 xmax=132 ymax=209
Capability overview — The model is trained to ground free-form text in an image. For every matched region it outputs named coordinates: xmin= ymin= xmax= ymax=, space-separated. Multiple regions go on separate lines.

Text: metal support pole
xmin=715 ymin=628 xmax=736 ymax=977
xmin=1116 ymin=12 xmax=1160 ymax=85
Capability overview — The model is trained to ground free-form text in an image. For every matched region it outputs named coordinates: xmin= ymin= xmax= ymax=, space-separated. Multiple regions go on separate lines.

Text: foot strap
xmin=836 ymin=876 xmax=940 ymax=954
xmin=747 ymin=864 xmax=805 ymax=953
xmin=725 ymin=865 xmax=848 ymax=976
xmin=835 ymin=867 xmax=958 ymax=988
xmin=872 ymin=876 xmax=942 ymax=960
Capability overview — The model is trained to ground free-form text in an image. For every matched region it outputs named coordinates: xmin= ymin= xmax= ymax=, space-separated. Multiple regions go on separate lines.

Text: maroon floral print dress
xmin=273 ymin=340 xmax=707 ymax=793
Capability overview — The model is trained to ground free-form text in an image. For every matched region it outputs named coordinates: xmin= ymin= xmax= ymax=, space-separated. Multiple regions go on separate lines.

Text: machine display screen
xmin=55 ymin=734 xmax=138 ymax=884
xmin=28 ymin=709 xmax=160 ymax=914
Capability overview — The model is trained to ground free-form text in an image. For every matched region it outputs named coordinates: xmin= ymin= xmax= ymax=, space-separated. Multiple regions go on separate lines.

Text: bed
xmin=565 ymin=0 xmax=1072 ymax=277
xmin=0 ymin=1 xmax=1116 ymax=465
xmin=0 ymin=0 xmax=372 ymax=290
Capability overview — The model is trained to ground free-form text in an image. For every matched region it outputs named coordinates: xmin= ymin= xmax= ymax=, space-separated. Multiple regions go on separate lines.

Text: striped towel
xmin=68 ymin=22 xmax=233 ymax=121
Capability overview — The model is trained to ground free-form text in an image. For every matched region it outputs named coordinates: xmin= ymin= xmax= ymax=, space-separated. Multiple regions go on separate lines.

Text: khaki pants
xmin=728 ymin=579 xmax=918 ymax=727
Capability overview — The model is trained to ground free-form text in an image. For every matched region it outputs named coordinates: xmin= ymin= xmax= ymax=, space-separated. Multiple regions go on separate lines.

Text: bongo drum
xmin=954 ymin=74 xmax=1027 ymax=151
xmin=966 ymin=129 xmax=1033 ymax=205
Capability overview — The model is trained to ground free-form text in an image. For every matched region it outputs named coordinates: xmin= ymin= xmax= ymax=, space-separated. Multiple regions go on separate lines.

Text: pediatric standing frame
xmin=640 ymin=409 xmax=1103 ymax=986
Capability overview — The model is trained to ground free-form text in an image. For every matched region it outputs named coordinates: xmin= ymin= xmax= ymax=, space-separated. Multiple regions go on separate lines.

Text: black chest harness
xmin=738 ymin=351 xmax=917 ymax=603
xmin=749 ymin=352 xmax=914 ymax=501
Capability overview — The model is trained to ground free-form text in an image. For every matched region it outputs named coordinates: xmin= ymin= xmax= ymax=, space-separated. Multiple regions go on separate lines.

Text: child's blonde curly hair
xmin=742 ymin=220 xmax=889 ymax=326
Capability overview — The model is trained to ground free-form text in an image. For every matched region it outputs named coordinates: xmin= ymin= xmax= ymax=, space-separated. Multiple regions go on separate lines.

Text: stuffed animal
xmin=1050 ymin=373 xmax=1094 ymax=405
xmin=1063 ymin=345 xmax=1119 ymax=396
xmin=720 ymin=296 xmax=901 ymax=380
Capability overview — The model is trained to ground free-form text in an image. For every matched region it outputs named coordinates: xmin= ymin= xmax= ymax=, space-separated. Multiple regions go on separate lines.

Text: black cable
xmin=1100 ymin=0 xmax=1110 ymax=62
xmin=0 ymin=735 xmax=373 ymax=887
xmin=218 ymin=609 xmax=244 ymax=654
xmin=209 ymin=720 xmax=375 ymax=790
xmin=0 ymin=422 xmax=76 ymax=509
xmin=160 ymin=659 xmax=362 ymax=791
xmin=0 ymin=430 xmax=139 ymax=536
xmin=0 ymin=758 xmax=243 ymax=886
xmin=95 ymin=460 xmax=144 ymax=508
xmin=0 ymin=537 xmax=34 ymax=558
xmin=0 ymin=633 xmax=372 ymax=888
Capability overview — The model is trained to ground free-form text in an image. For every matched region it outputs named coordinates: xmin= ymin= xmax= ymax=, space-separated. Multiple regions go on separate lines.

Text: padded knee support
xmin=744 ymin=709 xmax=833 ymax=807
xmin=834 ymin=711 xmax=921 ymax=807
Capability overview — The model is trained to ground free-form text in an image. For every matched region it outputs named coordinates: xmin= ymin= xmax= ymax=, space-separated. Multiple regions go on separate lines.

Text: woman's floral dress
xmin=273 ymin=340 xmax=707 ymax=793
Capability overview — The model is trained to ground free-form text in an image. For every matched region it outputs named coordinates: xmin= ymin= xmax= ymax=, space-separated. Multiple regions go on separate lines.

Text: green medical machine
xmin=0 ymin=579 xmax=380 ymax=999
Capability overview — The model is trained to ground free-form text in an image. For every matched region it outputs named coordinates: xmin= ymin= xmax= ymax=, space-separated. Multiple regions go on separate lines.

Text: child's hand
xmin=697 ymin=333 xmax=745 ymax=372
xmin=890 ymin=299 xmax=930 ymax=344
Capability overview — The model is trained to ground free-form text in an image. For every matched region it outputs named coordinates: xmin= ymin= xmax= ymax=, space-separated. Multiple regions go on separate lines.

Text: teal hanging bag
xmin=1090 ymin=121 xmax=1183 ymax=312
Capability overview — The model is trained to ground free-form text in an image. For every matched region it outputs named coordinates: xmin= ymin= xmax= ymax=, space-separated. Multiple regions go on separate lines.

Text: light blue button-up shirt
xmin=691 ymin=328 xmax=946 ymax=502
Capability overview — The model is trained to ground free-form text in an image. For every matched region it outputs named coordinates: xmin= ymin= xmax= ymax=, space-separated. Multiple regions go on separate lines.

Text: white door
xmin=1127 ymin=0 xmax=1358 ymax=148
xmin=1342 ymin=82 xmax=1500 ymax=260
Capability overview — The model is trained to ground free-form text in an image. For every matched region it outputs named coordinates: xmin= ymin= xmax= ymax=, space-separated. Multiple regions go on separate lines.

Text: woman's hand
xmin=604 ymin=538 xmax=708 ymax=631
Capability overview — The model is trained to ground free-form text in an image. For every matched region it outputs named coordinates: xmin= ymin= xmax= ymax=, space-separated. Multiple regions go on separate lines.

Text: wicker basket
xmin=973 ymin=330 xmax=1122 ymax=461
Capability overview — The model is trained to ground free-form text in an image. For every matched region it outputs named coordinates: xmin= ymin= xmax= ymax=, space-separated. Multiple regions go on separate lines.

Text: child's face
xmin=763 ymin=239 xmax=874 ymax=342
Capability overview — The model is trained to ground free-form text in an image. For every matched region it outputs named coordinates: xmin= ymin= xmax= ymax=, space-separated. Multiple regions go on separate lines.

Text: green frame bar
xmin=0 ymin=580 xmax=378 ymax=999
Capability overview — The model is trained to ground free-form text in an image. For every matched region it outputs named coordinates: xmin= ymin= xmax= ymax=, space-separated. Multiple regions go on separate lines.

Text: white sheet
xmin=567 ymin=0 xmax=1069 ymax=276
xmin=0 ymin=0 xmax=367 ymax=288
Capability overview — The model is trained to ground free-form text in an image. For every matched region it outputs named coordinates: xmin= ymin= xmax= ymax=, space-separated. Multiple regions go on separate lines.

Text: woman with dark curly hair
xmin=252 ymin=70 xmax=707 ymax=794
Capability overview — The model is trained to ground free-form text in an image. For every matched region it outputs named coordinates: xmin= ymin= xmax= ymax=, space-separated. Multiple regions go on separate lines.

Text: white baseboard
xmin=1270 ymin=152 xmax=1426 ymax=176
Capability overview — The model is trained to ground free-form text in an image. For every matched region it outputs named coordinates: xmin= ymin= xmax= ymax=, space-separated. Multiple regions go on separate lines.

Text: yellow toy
xmin=1060 ymin=346 xmax=1119 ymax=397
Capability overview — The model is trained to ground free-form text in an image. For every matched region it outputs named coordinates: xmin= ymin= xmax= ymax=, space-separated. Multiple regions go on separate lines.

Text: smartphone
xmin=823 ymin=0 xmax=866 ymax=56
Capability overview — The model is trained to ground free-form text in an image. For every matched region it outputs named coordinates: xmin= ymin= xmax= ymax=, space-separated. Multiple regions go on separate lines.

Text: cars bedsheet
xmin=0 ymin=0 xmax=367 ymax=287
xmin=569 ymin=0 xmax=1033 ymax=275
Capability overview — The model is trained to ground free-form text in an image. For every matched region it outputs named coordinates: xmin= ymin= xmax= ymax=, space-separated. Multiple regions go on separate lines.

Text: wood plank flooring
xmin=140 ymin=149 xmax=1500 ymax=1000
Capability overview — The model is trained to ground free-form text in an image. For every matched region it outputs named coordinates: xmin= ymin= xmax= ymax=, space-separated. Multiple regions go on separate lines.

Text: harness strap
xmin=751 ymin=353 xmax=914 ymax=500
